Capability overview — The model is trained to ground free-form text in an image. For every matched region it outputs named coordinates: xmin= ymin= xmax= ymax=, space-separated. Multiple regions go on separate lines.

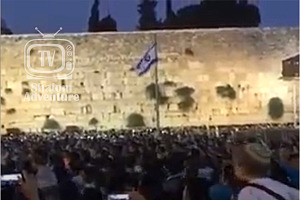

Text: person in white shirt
xmin=232 ymin=142 xmax=299 ymax=200
xmin=32 ymin=148 xmax=60 ymax=200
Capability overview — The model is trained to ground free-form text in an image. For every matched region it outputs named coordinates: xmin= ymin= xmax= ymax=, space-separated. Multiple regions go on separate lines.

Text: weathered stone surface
xmin=1 ymin=28 xmax=299 ymax=132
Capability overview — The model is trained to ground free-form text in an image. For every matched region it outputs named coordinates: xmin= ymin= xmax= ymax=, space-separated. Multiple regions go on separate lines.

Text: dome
xmin=98 ymin=15 xmax=117 ymax=31
xmin=100 ymin=15 xmax=117 ymax=27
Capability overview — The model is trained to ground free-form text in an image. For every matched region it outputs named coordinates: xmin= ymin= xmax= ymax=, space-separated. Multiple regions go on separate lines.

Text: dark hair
xmin=269 ymin=158 xmax=290 ymax=185
xmin=83 ymin=166 xmax=97 ymax=184
xmin=222 ymin=164 xmax=234 ymax=184
xmin=288 ymin=153 xmax=299 ymax=161
xmin=33 ymin=148 xmax=48 ymax=165
xmin=190 ymin=148 xmax=200 ymax=157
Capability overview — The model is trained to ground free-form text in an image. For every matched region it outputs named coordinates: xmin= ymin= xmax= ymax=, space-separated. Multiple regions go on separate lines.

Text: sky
xmin=1 ymin=0 xmax=299 ymax=34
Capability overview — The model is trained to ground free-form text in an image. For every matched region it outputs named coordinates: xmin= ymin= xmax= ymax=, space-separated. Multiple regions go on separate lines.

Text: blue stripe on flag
xmin=138 ymin=58 xmax=158 ymax=76
xmin=134 ymin=43 xmax=158 ymax=76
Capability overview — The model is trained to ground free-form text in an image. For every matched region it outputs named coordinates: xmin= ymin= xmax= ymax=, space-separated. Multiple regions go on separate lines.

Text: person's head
xmin=62 ymin=151 xmax=72 ymax=169
xmin=279 ymin=146 xmax=294 ymax=162
xmin=287 ymin=153 xmax=299 ymax=169
xmin=232 ymin=143 xmax=271 ymax=181
xmin=32 ymin=147 xmax=48 ymax=166
xmin=221 ymin=164 xmax=234 ymax=184
xmin=190 ymin=148 xmax=200 ymax=158
xmin=82 ymin=166 xmax=96 ymax=184
xmin=49 ymin=153 xmax=64 ymax=167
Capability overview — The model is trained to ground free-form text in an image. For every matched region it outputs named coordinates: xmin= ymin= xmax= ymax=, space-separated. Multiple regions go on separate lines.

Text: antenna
xmin=53 ymin=27 xmax=63 ymax=37
xmin=34 ymin=27 xmax=63 ymax=38
xmin=35 ymin=27 xmax=45 ymax=37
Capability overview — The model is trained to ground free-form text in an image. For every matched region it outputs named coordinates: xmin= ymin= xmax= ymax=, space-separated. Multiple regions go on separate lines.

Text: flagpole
xmin=154 ymin=34 xmax=160 ymax=133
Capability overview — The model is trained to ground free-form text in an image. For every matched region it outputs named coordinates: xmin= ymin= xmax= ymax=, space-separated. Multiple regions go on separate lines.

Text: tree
xmin=175 ymin=1 xmax=260 ymax=29
xmin=88 ymin=0 xmax=117 ymax=32
xmin=162 ymin=0 xmax=178 ymax=29
xmin=160 ymin=0 xmax=260 ymax=30
xmin=88 ymin=0 xmax=100 ymax=32
xmin=137 ymin=0 xmax=160 ymax=30
xmin=1 ymin=19 xmax=13 ymax=35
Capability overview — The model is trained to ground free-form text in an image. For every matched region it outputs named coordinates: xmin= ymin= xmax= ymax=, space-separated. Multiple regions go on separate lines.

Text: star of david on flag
xmin=134 ymin=43 xmax=158 ymax=76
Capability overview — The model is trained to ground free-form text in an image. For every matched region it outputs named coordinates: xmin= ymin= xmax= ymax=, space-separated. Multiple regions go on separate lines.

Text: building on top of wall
xmin=88 ymin=0 xmax=117 ymax=32
xmin=282 ymin=54 xmax=299 ymax=78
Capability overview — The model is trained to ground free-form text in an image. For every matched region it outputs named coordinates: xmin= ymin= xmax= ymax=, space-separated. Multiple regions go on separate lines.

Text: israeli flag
xmin=134 ymin=44 xmax=158 ymax=76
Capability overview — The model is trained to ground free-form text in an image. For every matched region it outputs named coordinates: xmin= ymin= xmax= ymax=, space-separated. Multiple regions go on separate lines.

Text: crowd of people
xmin=1 ymin=123 xmax=299 ymax=200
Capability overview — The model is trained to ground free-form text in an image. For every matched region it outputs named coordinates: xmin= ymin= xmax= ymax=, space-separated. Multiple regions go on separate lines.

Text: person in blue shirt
xmin=209 ymin=164 xmax=234 ymax=200
xmin=280 ymin=153 xmax=299 ymax=189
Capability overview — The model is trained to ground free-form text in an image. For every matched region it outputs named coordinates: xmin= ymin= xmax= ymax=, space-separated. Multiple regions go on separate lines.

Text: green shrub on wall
xmin=5 ymin=88 xmax=13 ymax=94
xmin=268 ymin=97 xmax=284 ymax=119
xmin=178 ymin=96 xmax=195 ymax=111
xmin=21 ymin=81 xmax=29 ymax=87
xmin=1 ymin=97 xmax=6 ymax=105
xmin=42 ymin=119 xmax=61 ymax=130
xmin=175 ymin=86 xmax=195 ymax=97
xmin=22 ymin=88 xmax=31 ymax=96
xmin=163 ymin=80 xmax=177 ymax=87
xmin=216 ymin=84 xmax=236 ymax=100
xmin=175 ymin=86 xmax=196 ymax=112
xmin=6 ymin=108 xmax=16 ymax=115
xmin=126 ymin=113 xmax=145 ymax=128
xmin=158 ymin=96 xmax=169 ymax=105
xmin=89 ymin=117 xmax=99 ymax=127
xmin=146 ymin=83 xmax=156 ymax=99
xmin=145 ymin=83 xmax=169 ymax=105
xmin=6 ymin=128 xmax=21 ymax=135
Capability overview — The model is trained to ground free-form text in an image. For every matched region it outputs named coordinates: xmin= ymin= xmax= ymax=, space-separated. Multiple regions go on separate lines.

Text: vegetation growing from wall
xmin=5 ymin=88 xmax=13 ymax=94
xmin=22 ymin=88 xmax=31 ymax=96
xmin=163 ymin=80 xmax=177 ymax=87
xmin=145 ymin=83 xmax=169 ymax=105
xmin=175 ymin=86 xmax=195 ymax=96
xmin=216 ymin=84 xmax=236 ymax=100
xmin=175 ymin=86 xmax=195 ymax=111
xmin=185 ymin=48 xmax=194 ymax=56
xmin=178 ymin=96 xmax=195 ymax=111
xmin=65 ymin=125 xmax=81 ymax=132
xmin=42 ymin=119 xmax=61 ymax=130
xmin=6 ymin=108 xmax=16 ymax=115
xmin=127 ymin=113 xmax=145 ymax=128
xmin=6 ymin=128 xmax=21 ymax=135
xmin=21 ymin=81 xmax=29 ymax=87
xmin=89 ymin=117 xmax=99 ymax=127
xmin=268 ymin=97 xmax=284 ymax=119
xmin=1 ymin=97 xmax=6 ymax=105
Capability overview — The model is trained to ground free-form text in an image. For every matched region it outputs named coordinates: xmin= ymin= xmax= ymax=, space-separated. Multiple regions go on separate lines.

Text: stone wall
xmin=1 ymin=28 xmax=299 ymax=132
